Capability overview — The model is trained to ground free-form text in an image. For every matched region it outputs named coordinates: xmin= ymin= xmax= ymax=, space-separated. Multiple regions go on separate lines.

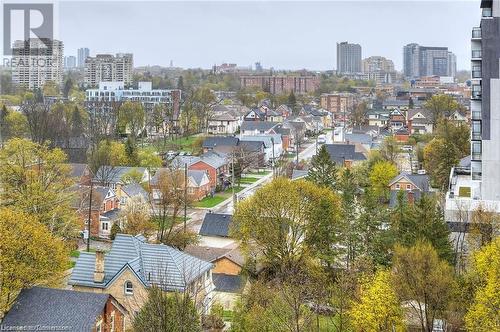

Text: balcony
xmin=472 ymin=111 xmax=482 ymax=120
xmin=472 ymin=27 xmax=482 ymax=39
xmin=482 ymin=7 xmax=493 ymax=17
xmin=472 ymin=50 xmax=482 ymax=59
xmin=472 ymin=85 xmax=482 ymax=99
xmin=472 ymin=153 xmax=482 ymax=161
xmin=472 ymin=69 xmax=482 ymax=79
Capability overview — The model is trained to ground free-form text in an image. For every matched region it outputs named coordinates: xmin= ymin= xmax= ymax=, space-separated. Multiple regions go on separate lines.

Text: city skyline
xmin=58 ymin=1 xmax=479 ymax=71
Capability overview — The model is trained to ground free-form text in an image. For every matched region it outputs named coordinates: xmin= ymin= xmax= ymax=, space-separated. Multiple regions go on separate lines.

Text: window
xmin=124 ymin=281 xmax=133 ymax=295
xmin=406 ymin=184 xmax=411 ymax=190
xmin=110 ymin=312 xmax=115 ymax=332
xmin=396 ymin=184 xmax=400 ymax=190
xmin=102 ymin=222 xmax=108 ymax=231
xmin=96 ymin=321 xmax=102 ymax=332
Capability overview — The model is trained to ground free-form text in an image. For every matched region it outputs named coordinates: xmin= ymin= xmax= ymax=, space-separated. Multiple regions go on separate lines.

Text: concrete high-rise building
xmin=403 ymin=43 xmax=455 ymax=78
xmin=84 ymin=53 xmax=133 ymax=86
xmin=64 ymin=56 xmax=76 ymax=69
xmin=11 ymin=38 xmax=64 ymax=89
xmin=448 ymin=51 xmax=457 ymax=78
xmin=446 ymin=0 xmax=500 ymax=248
xmin=77 ymin=48 xmax=90 ymax=68
xmin=336 ymin=42 xmax=362 ymax=74
xmin=362 ymin=56 xmax=396 ymax=84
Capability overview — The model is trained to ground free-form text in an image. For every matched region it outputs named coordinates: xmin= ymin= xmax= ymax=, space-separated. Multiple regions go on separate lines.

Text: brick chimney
xmin=407 ymin=119 xmax=413 ymax=134
xmin=94 ymin=250 xmax=105 ymax=283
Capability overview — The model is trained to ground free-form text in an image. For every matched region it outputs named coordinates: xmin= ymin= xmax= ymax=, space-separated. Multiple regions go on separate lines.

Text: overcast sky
xmin=58 ymin=0 xmax=480 ymax=71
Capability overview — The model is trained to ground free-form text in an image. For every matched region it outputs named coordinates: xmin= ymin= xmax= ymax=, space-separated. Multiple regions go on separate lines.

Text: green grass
xmin=193 ymin=196 xmax=227 ymax=208
xmin=248 ymin=170 xmax=271 ymax=175
xmin=70 ymin=250 xmax=81 ymax=258
xmin=193 ymin=186 xmax=245 ymax=208
xmin=239 ymin=177 xmax=260 ymax=184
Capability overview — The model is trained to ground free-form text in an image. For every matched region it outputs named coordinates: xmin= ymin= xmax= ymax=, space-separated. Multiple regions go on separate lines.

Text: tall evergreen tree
xmin=307 ymin=145 xmax=337 ymax=189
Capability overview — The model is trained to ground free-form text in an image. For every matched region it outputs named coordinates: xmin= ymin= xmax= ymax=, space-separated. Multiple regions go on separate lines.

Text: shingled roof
xmin=199 ymin=213 xmax=233 ymax=237
xmin=324 ymin=144 xmax=366 ymax=164
xmin=69 ymin=234 xmax=213 ymax=292
xmin=1 ymin=287 xmax=124 ymax=331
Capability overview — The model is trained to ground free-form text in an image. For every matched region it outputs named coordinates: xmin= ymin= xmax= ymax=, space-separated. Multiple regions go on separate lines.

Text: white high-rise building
xmin=84 ymin=53 xmax=133 ymax=86
xmin=445 ymin=0 xmax=500 ymax=255
xmin=11 ymin=39 xmax=64 ymax=89
xmin=336 ymin=42 xmax=362 ymax=74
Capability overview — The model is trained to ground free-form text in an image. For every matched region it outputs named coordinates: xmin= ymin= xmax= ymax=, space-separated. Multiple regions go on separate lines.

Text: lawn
xmin=248 ymin=170 xmax=271 ymax=175
xmin=140 ymin=134 xmax=201 ymax=154
xmin=239 ymin=176 xmax=260 ymax=184
xmin=193 ymin=186 xmax=245 ymax=208
xmin=223 ymin=310 xmax=234 ymax=322
xmin=193 ymin=196 xmax=227 ymax=208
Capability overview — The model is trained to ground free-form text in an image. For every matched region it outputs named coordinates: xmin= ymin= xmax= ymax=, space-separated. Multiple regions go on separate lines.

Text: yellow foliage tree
xmin=369 ymin=160 xmax=398 ymax=201
xmin=465 ymin=237 xmax=500 ymax=332
xmin=0 ymin=208 xmax=68 ymax=315
xmin=350 ymin=270 xmax=405 ymax=332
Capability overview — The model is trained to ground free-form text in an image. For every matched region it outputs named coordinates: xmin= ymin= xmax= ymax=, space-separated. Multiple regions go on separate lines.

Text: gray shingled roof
xmin=240 ymin=121 xmax=279 ymax=132
xmin=1 ymin=287 xmax=111 ymax=331
xmin=171 ymin=152 xmax=228 ymax=170
xmin=68 ymin=163 xmax=88 ymax=179
xmin=388 ymin=173 xmax=430 ymax=192
xmin=324 ymin=144 xmax=366 ymax=164
xmin=203 ymin=137 xmax=239 ymax=149
xmin=69 ymin=234 xmax=213 ymax=292
xmin=189 ymin=169 xmax=208 ymax=186
xmin=184 ymin=246 xmax=244 ymax=266
xmin=122 ymin=183 xmax=148 ymax=200
xmin=213 ymin=273 xmax=245 ymax=293
xmin=200 ymin=213 xmax=232 ymax=237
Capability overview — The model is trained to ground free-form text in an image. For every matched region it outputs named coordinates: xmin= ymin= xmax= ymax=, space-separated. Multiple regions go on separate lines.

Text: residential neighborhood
xmin=0 ymin=0 xmax=499 ymax=331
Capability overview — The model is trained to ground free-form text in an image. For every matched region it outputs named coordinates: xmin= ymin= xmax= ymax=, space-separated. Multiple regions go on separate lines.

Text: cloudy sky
xmin=58 ymin=0 xmax=479 ymax=71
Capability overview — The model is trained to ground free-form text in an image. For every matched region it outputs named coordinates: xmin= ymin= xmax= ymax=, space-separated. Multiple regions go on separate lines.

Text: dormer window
xmin=124 ymin=281 xmax=133 ymax=295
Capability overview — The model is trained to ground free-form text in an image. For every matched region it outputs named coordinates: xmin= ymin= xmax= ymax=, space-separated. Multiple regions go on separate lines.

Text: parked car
xmin=401 ymin=145 xmax=413 ymax=152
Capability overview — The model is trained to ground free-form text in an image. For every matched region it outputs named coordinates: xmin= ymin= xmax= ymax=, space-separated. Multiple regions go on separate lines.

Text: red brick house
xmin=172 ymin=152 xmax=229 ymax=191
xmin=72 ymin=185 xmax=119 ymax=238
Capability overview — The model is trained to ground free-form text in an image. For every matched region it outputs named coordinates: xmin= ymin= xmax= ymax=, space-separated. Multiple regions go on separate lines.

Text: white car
xmin=317 ymin=134 xmax=326 ymax=144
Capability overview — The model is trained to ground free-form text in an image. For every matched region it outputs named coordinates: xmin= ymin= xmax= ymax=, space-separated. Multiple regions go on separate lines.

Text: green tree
xmin=133 ymin=287 xmax=201 ymax=332
xmin=369 ymin=161 xmax=398 ymax=202
xmin=307 ymin=145 xmax=337 ymax=189
xmin=125 ymin=136 xmax=139 ymax=165
xmin=424 ymin=137 xmax=459 ymax=189
xmin=118 ymin=101 xmax=145 ymax=140
xmin=287 ymin=91 xmax=297 ymax=111
xmin=350 ymin=270 xmax=405 ymax=332
xmin=233 ymin=178 xmax=341 ymax=274
xmin=435 ymin=119 xmax=470 ymax=157
xmin=0 ymin=208 xmax=68 ymax=315
xmin=424 ymin=94 xmax=460 ymax=128
xmin=392 ymin=241 xmax=455 ymax=332
xmin=0 ymin=138 xmax=79 ymax=238
xmin=465 ymin=237 xmax=500 ymax=332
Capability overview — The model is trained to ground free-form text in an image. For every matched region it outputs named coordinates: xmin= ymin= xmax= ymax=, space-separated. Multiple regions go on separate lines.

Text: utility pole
xmin=87 ymin=180 xmax=93 ymax=252
xmin=295 ymin=132 xmax=299 ymax=165
xmin=232 ymin=154 xmax=236 ymax=208
xmin=183 ymin=163 xmax=188 ymax=235
xmin=315 ymin=122 xmax=319 ymax=154
xmin=271 ymin=137 xmax=275 ymax=178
